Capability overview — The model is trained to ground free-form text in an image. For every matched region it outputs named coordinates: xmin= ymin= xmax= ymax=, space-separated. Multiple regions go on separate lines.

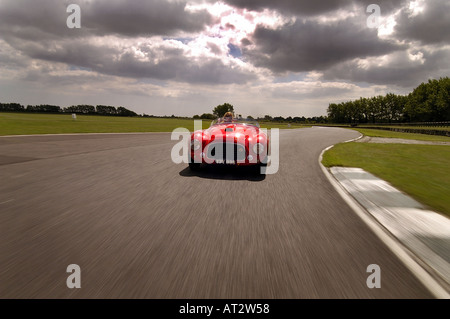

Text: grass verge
xmin=0 ymin=113 xmax=309 ymax=136
xmin=356 ymin=125 xmax=450 ymax=131
xmin=259 ymin=122 xmax=311 ymax=130
xmin=350 ymin=128 xmax=450 ymax=142
xmin=322 ymin=142 xmax=450 ymax=217
xmin=0 ymin=113 xmax=208 ymax=135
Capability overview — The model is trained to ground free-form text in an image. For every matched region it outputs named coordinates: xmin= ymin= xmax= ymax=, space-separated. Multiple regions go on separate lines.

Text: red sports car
xmin=189 ymin=117 xmax=268 ymax=170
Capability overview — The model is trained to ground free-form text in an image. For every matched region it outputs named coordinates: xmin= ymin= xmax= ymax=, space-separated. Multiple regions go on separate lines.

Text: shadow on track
xmin=179 ymin=165 xmax=266 ymax=181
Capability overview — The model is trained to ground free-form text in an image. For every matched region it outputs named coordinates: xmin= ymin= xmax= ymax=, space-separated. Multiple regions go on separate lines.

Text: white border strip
xmin=319 ymin=134 xmax=449 ymax=299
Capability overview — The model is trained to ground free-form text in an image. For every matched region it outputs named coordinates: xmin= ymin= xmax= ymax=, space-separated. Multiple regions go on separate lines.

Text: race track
xmin=0 ymin=127 xmax=432 ymax=298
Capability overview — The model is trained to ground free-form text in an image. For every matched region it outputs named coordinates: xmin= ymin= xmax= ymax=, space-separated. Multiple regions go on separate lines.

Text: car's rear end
xmin=189 ymin=120 xmax=268 ymax=170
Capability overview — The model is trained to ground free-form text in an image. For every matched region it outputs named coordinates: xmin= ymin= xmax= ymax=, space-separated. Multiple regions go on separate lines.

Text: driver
xmin=223 ymin=112 xmax=234 ymax=122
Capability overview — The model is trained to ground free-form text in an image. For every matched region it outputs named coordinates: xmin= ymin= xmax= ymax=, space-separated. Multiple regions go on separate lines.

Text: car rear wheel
xmin=189 ymin=162 xmax=201 ymax=171
xmin=189 ymin=156 xmax=201 ymax=171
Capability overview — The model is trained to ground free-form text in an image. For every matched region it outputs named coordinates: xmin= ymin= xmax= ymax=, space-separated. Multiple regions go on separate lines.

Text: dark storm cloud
xmin=323 ymin=48 xmax=450 ymax=87
xmin=1 ymin=0 xmax=448 ymax=88
xmin=103 ymin=49 xmax=253 ymax=85
xmin=244 ymin=18 xmax=403 ymax=73
xmin=7 ymin=37 xmax=254 ymax=85
xmin=394 ymin=0 xmax=450 ymax=45
xmin=0 ymin=0 xmax=251 ymax=85
xmin=223 ymin=0 xmax=350 ymax=15
xmin=222 ymin=0 xmax=405 ymax=16
xmin=0 ymin=0 xmax=68 ymax=41
xmin=85 ymin=0 xmax=212 ymax=37
xmin=240 ymin=38 xmax=252 ymax=46
xmin=0 ymin=0 xmax=212 ymax=39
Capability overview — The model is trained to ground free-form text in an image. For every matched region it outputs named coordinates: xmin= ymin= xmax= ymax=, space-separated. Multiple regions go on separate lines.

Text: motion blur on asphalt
xmin=0 ymin=129 xmax=433 ymax=298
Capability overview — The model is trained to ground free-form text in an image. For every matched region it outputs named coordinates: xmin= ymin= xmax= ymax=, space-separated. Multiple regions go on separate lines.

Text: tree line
xmin=3 ymin=77 xmax=448 ymax=123
xmin=194 ymin=103 xmax=328 ymax=123
xmin=0 ymin=103 xmax=138 ymax=117
xmin=327 ymin=77 xmax=450 ymax=124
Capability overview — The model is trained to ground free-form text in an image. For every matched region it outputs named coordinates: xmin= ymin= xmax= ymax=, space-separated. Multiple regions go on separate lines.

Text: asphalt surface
xmin=0 ymin=127 xmax=433 ymax=298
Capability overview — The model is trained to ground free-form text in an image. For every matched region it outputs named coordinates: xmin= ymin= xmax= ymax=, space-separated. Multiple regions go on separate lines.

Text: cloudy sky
xmin=0 ymin=0 xmax=449 ymax=117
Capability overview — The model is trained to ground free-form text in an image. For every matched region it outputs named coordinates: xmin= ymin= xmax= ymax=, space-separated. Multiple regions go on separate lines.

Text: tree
xmin=200 ymin=113 xmax=215 ymax=120
xmin=384 ymin=93 xmax=403 ymax=123
xmin=212 ymin=103 xmax=234 ymax=117
xmin=96 ymin=105 xmax=117 ymax=115
xmin=64 ymin=105 xmax=95 ymax=114
xmin=406 ymin=82 xmax=430 ymax=122
xmin=35 ymin=104 xmax=61 ymax=113
xmin=0 ymin=103 xmax=24 ymax=112
xmin=273 ymin=116 xmax=285 ymax=122
xmin=436 ymin=77 xmax=450 ymax=121
xmin=327 ymin=103 xmax=346 ymax=123
xmin=293 ymin=116 xmax=305 ymax=123
xmin=326 ymin=77 xmax=450 ymax=124
xmin=359 ymin=97 xmax=369 ymax=123
xmin=117 ymin=106 xmax=137 ymax=117
xmin=367 ymin=97 xmax=380 ymax=123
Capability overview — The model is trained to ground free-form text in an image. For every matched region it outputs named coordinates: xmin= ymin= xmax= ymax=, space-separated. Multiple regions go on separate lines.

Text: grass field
xmin=322 ymin=142 xmax=450 ymax=217
xmin=317 ymin=124 xmax=450 ymax=131
xmin=259 ymin=121 xmax=310 ymax=130
xmin=350 ymin=128 xmax=450 ymax=142
xmin=355 ymin=125 xmax=450 ymax=131
xmin=0 ymin=113 xmax=309 ymax=136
